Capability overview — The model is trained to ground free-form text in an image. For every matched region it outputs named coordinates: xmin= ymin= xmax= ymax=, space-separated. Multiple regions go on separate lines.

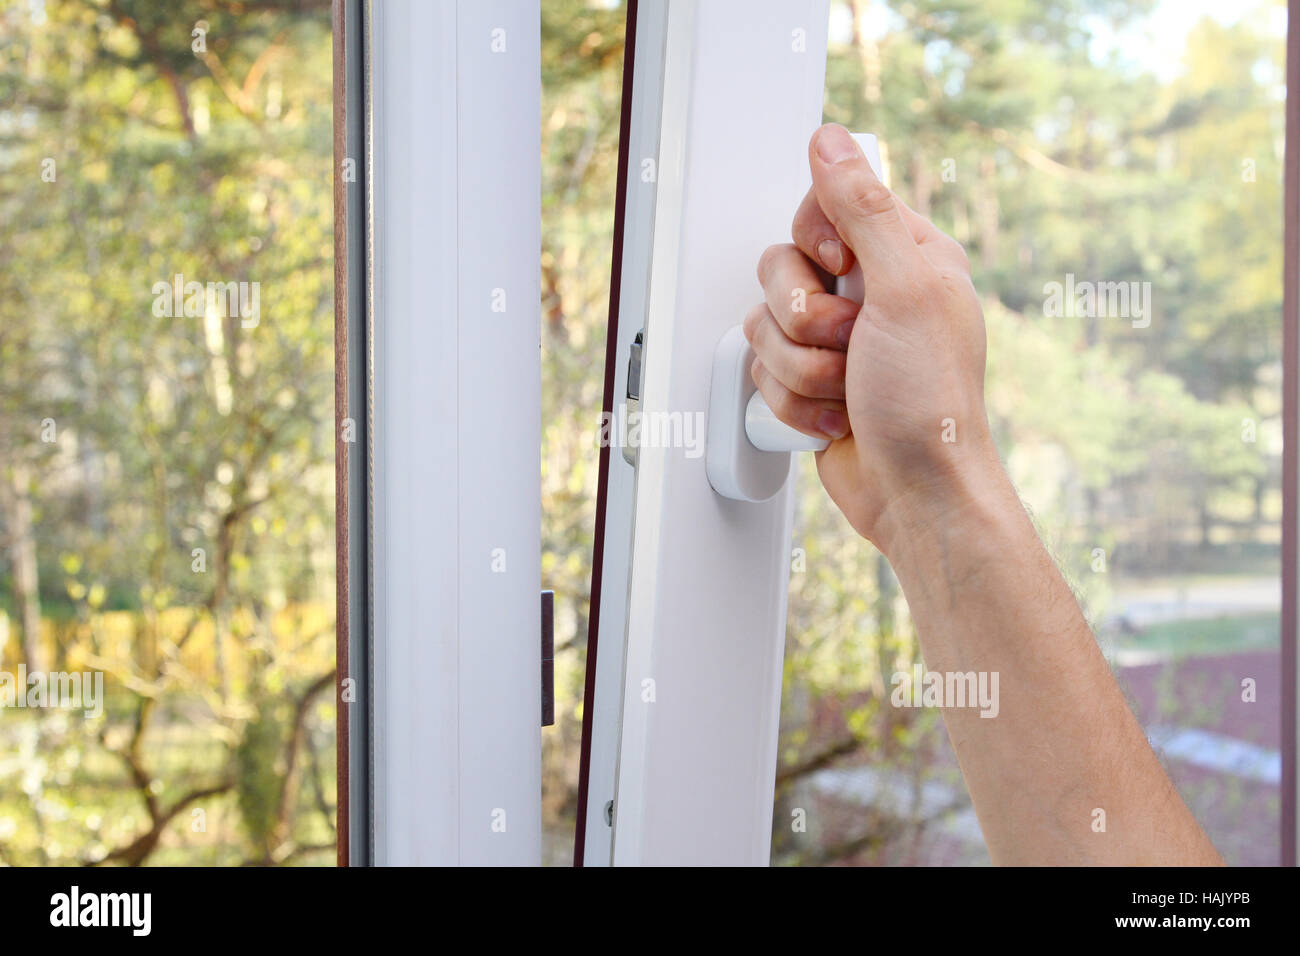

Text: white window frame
xmin=362 ymin=0 xmax=542 ymax=866
xmin=575 ymin=0 xmax=670 ymax=869
xmin=588 ymin=0 xmax=831 ymax=866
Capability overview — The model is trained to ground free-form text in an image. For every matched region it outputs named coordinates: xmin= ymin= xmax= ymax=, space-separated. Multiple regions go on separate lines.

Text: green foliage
xmin=535 ymin=0 xmax=1283 ymax=866
xmin=537 ymin=0 xmax=626 ymax=856
xmin=234 ymin=692 xmax=286 ymax=850
xmin=0 ymin=0 xmax=335 ymax=865
xmin=781 ymin=0 xmax=1283 ymax=863
xmin=0 ymin=0 xmax=1283 ymax=868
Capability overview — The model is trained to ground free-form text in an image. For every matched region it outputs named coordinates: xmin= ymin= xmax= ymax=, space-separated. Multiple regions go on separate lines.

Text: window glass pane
xmin=774 ymin=0 xmax=1287 ymax=866
xmin=539 ymin=0 xmax=626 ymax=864
xmin=0 ymin=0 xmax=335 ymax=865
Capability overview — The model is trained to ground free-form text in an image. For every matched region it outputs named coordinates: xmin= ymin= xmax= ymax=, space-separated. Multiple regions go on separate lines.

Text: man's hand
xmin=742 ymin=124 xmax=1222 ymax=865
xmin=744 ymin=123 xmax=998 ymax=553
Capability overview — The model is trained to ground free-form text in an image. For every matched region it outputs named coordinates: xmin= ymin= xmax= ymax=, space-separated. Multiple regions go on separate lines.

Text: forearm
xmin=875 ymin=450 xmax=1223 ymax=865
xmin=757 ymin=125 xmax=1223 ymax=863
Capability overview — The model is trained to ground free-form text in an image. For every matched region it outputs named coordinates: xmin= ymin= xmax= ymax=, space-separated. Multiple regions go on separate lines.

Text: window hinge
xmin=621 ymin=330 xmax=643 ymax=467
xmin=541 ymin=589 xmax=554 ymax=727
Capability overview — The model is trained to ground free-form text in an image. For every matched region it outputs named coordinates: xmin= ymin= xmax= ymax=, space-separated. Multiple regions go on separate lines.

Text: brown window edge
xmin=1282 ymin=0 xmax=1298 ymax=870
xmin=330 ymin=0 xmax=1300 ymax=869
xmin=573 ymin=0 xmax=638 ymax=868
xmin=333 ymin=0 xmax=371 ymax=868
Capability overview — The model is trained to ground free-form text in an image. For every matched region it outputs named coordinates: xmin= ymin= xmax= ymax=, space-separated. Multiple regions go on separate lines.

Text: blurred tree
xmin=0 ymin=0 xmax=336 ymax=865
xmin=0 ymin=0 xmax=1283 ymax=868
xmin=535 ymin=0 xmax=1281 ymax=865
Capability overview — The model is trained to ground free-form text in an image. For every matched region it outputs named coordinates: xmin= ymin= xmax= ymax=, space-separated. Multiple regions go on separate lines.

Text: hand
xmin=744 ymin=123 xmax=1001 ymax=552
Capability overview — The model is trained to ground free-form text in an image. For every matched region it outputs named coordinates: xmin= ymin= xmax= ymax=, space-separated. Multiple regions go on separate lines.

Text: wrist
xmin=869 ymin=431 xmax=1017 ymax=565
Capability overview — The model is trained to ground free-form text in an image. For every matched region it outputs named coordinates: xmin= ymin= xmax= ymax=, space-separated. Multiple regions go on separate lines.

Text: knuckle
xmin=789 ymin=359 xmax=824 ymax=398
xmin=756 ymin=244 xmax=786 ymax=285
xmin=791 ymin=204 xmax=823 ymax=248
xmin=904 ymin=268 xmax=946 ymax=304
xmin=812 ymin=350 xmax=847 ymax=391
xmin=789 ymin=352 xmax=843 ymax=398
xmin=810 ymin=290 xmax=857 ymax=324
xmin=781 ymin=296 xmax=842 ymax=347
xmin=784 ymin=304 xmax=816 ymax=342
xmin=843 ymin=176 xmax=896 ymax=220
xmin=751 ymin=312 xmax=775 ymax=353
xmin=947 ymin=237 xmax=971 ymax=271
xmin=767 ymin=383 xmax=797 ymax=420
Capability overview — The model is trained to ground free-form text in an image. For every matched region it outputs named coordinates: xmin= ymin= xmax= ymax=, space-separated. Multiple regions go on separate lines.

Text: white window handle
xmin=744 ymin=260 xmax=865 ymax=453
xmin=706 ymin=132 xmax=880 ymax=502
xmin=744 ymin=390 xmax=833 ymax=452
xmin=705 ymin=266 xmax=857 ymax=502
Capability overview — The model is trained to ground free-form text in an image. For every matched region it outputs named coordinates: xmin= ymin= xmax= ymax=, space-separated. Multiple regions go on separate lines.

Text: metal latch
xmin=621 ymin=330 xmax=643 ymax=467
xmin=541 ymin=590 xmax=554 ymax=727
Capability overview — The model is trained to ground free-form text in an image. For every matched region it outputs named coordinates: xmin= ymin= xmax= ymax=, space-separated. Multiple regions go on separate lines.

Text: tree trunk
xmin=850 ymin=0 xmax=882 ymax=106
xmin=975 ymin=154 xmax=999 ymax=270
xmin=2 ymin=464 xmax=46 ymax=673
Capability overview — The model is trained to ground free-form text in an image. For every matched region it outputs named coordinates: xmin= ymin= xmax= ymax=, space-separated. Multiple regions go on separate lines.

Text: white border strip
xmin=370 ymin=0 xmax=540 ymax=866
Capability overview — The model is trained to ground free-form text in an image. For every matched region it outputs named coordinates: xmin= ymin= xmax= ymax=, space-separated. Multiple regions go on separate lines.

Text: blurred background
xmin=0 ymin=0 xmax=336 ymax=865
xmin=540 ymin=0 xmax=1287 ymax=866
xmin=0 ymin=0 xmax=1287 ymax=865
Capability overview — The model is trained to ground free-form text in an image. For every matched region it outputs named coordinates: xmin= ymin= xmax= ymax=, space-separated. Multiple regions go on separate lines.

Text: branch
xmin=106 ymin=0 xmax=197 ymax=139
xmin=93 ymin=780 xmax=234 ymax=867
xmin=267 ymin=670 xmax=336 ymax=857
xmin=775 ymin=736 xmax=861 ymax=787
xmin=967 ymin=120 xmax=1096 ymax=182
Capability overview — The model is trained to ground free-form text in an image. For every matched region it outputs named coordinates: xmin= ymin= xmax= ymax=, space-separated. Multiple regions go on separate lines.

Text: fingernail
xmin=817 ymin=410 xmax=849 ymax=440
xmin=815 ymin=125 xmax=862 ymax=164
xmin=835 ymin=319 xmax=854 ymax=349
xmin=817 ymin=238 xmax=844 ymax=274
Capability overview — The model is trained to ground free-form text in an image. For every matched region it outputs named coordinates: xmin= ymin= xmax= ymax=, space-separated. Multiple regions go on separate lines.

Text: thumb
xmin=808 ymin=125 xmax=928 ymax=293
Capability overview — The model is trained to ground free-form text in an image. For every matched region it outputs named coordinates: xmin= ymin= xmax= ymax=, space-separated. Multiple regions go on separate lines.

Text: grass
xmin=1112 ymin=611 xmax=1279 ymax=659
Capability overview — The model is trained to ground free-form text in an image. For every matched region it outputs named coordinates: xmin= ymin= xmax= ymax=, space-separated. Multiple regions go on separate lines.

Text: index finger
xmin=792 ymin=185 xmax=857 ymax=277
xmin=794 ymin=182 xmax=961 ymax=277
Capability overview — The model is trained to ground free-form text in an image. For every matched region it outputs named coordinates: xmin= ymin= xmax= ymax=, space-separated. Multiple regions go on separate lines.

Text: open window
xmin=573 ymin=0 xmax=1298 ymax=867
